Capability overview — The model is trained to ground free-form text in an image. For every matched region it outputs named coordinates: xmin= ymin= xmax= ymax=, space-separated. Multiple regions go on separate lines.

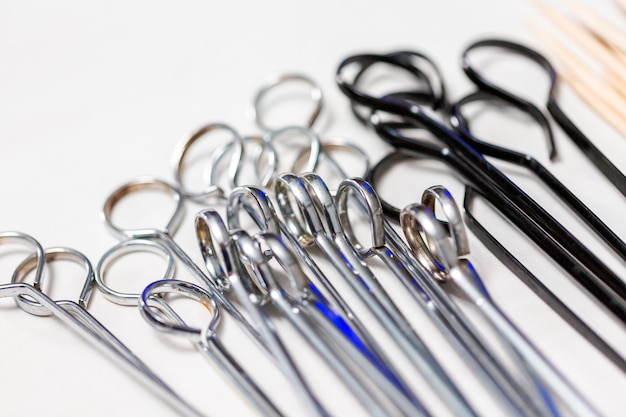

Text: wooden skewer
xmin=595 ymin=40 xmax=626 ymax=97
xmin=607 ymin=40 xmax=626 ymax=68
xmin=563 ymin=0 xmax=626 ymax=54
xmin=532 ymin=0 xmax=626 ymax=90
xmin=599 ymin=43 xmax=626 ymax=96
xmin=561 ymin=71 xmax=626 ymax=138
xmin=531 ymin=24 xmax=626 ymax=121
xmin=608 ymin=43 xmax=626 ymax=67
xmin=616 ymin=0 xmax=626 ymax=15
xmin=607 ymin=71 xmax=626 ymax=100
xmin=530 ymin=23 xmax=626 ymax=137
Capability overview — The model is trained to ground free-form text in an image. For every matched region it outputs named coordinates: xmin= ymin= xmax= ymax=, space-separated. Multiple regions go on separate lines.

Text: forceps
xmin=102 ymin=176 xmax=267 ymax=352
xmin=399 ymin=186 xmax=602 ymax=417
xmin=231 ymin=230 xmax=416 ymax=417
xmin=194 ymin=209 xmax=330 ymax=417
xmin=273 ymin=172 xmax=477 ymax=417
xmin=226 ymin=184 xmax=420 ymax=408
xmin=336 ymin=49 xmax=626 ymax=325
xmin=333 ymin=178 xmax=557 ymax=417
xmin=139 ymin=278 xmax=285 ymax=417
xmin=97 ymin=223 xmax=285 ymax=416
xmin=0 ymin=232 xmax=206 ymax=417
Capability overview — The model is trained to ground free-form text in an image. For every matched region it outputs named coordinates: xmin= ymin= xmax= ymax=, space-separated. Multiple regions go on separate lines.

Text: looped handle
xmin=229 ymin=230 xmax=284 ymax=298
xmin=263 ymin=126 xmax=322 ymax=174
xmin=171 ymin=122 xmax=241 ymax=203
xmin=227 ymin=186 xmax=281 ymax=234
xmin=334 ymin=177 xmax=386 ymax=258
xmin=252 ymin=73 xmax=324 ymax=132
xmin=95 ymin=239 xmax=175 ymax=306
xmin=400 ymin=185 xmax=469 ymax=281
xmin=346 ymin=50 xmax=447 ymax=126
xmin=228 ymin=230 xmax=271 ymax=306
xmin=205 ymin=135 xmax=278 ymax=192
xmin=273 ymin=173 xmax=324 ymax=246
xmin=194 ymin=209 xmax=235 ymax=292
xmin=300 ymin=173 xmax=343 ymax=237
xmin=292 ymin=140 xmax=372 ymax=184
xmin=336 ymin=52 xmax=438 ymax=121
xmin=0 ymin=231 xmax=45 ymax=291
xmin=400 ymin=204 xmax=456 ymax=281
xmin=461 ymin=38 xmax=558 ymax=109
xmin=421 ymin=185 xmax=470 ymax=258
xmin=252 ymin=232 xmax=310 ymax=300
xmin=11 ymin=247 xmax=94 ymax=316
xmin=140 ymin=279 xmax=220 ymax=342
xmin=389 ymin=51 xmax=449 ymax=112
xmin=194 ymin=209 xmax=270 ymax=304
xmin=103 ymin=176 xmax=185 ymax=240
xmin=451 ymin=90 xmax=557 ymax=161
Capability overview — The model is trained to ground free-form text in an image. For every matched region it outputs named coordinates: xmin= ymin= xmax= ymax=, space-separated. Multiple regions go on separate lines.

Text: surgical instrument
xmin=0 ymin=233 xmax=206 ymax=417
xmin=334 ymin=177 xmax=558 ymax=417
xmin=140 ymin=278 xmax=286 ymax=417
xmin=232 ymin=230 xmax=411 ymax=417
xmin=194 ymin=209 xmax=331 ymax=417
xmin=226 ymin=185 xmax=424 ymax=410
xmin=273 ymin=172 xmax=476 ymax=417
xmin=336 ymin=49 xmax=626 ymax=325
xmin=400 ymin=185 xmax=601 ymax=417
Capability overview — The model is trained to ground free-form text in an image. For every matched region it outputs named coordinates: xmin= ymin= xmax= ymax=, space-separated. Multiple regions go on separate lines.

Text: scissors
xmin=335 ymin=41 xmax=626 ymax=328
xmin=399 ymin=185 xmax=601 ymax=417
xmin=0 ymin=232 xmax=206 ymax=417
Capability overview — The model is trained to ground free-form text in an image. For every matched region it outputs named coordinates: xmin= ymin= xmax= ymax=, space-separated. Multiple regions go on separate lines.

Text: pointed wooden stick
xmin=607 ymin=71 xmax=626 ymax=100
xmin=532 ymin=0 xmax=626 ymax=89
xmin=532 ymin=24 xmax=626 ymax=120
xmin=561 ymin=71 xmax=626 ymax=137
xmin=530 ymin=23 xmax=626 ymax=137
xmin=608 ymin=43 xmax=626 ymax=67
xmin=563 ymin=0 xmax=626 ymax=54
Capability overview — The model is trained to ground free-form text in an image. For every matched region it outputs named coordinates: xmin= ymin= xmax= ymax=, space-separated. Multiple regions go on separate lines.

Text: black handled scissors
xmin=335 ymin=40 xmax=626 ymax=327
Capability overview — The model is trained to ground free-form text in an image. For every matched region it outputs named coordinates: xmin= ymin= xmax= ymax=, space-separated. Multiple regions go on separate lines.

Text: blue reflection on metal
xmin=310 ymin=284 xmax=408 ymax=393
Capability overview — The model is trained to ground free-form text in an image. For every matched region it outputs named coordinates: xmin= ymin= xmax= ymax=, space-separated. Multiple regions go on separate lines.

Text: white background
xmin=1 ymin=0 xmax=626 ymax=416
